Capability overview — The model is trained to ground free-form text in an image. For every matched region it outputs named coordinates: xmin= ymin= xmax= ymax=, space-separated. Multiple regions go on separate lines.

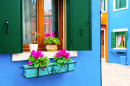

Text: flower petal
xmin=52 ymin=32 xmax=56 ymax=37
xmin=45 ymin=34 xmax=51 ymax=37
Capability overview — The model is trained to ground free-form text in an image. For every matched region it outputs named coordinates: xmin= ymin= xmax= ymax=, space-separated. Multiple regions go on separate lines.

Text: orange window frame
xmin=23 ymin=0 xmax=63 ymax=51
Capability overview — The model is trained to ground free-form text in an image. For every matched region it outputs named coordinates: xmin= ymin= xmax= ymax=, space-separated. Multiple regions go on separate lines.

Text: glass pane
xmin=22 ymin=0 xmax=37 ymax=44
xmin=116 ymin=0 xmax=121 ymax=9
xmin=117 ymin=35 xmax=125 ymax=48
xmin=44 ymin=0 xmax=59 ymax=38
xmin=121 ymin=0 xmax=126 ymax=8
xmin=101 ymin=0 xmax=105 ymax=11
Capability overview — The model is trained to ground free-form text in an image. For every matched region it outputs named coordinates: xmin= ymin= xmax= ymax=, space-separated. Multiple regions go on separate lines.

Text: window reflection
xmin=22 ymin=0 xmax=36 ymax=44
xmin=44 ymin=0 xmax=59 ymax=38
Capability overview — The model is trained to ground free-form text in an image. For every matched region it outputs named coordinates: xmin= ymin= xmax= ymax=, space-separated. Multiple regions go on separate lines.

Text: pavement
xmin=102 ymin=60 xmax=130 ymax=86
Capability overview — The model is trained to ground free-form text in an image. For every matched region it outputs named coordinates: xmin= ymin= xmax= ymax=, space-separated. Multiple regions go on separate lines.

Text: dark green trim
xmin=66 ymin=0 xmax=72 ymax=50
xmin=89 ymin=0 xmax=92 ymax=50
xmin=21 ymin=0 xmax=23 ymax=53
xmin=116 ymin=31 xmax=125 ymax=36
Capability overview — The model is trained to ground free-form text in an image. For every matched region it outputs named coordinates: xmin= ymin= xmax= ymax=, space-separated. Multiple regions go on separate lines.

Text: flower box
xmin=22 ymin=65 xmax=52 ymax=78
xmin=21 ymin=61 xmax=76 ymax=78
xmin=52 ymin=61 xmax=76 ymax=74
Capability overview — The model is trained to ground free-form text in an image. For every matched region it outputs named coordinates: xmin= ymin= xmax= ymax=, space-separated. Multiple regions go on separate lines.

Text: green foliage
xmin=118 ymin=45 xmax=123 ymax=48
xmin=27 ymin=55 xmax=50 ymax=68
xmin=44 ymin=37 xmax=60 ymax=44
xmin=53 ymin=54 xmax=72 ymax=66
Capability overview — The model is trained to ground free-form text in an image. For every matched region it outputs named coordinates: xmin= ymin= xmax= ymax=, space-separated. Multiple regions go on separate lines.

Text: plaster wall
xmin=108 ymin=0 xmax=130 ymax=65
xmin=0 ymin=0 xmax=101 ymax=86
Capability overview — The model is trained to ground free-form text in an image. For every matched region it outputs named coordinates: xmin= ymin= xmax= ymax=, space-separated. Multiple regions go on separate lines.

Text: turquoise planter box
xmin=52 ymin=61 xmax=75 ymax=74
xmin=39 ymin=63 xmax=52 ymax=76
xmin=23 ymin=65 xmax=37 ymax=78
xmin=21 ymin=61 xmax=76 ymax=78
xmin=23 ymin=65 xmax=52 ymax=78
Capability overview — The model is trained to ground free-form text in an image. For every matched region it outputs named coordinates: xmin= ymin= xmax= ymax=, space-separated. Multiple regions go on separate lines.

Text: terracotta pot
xmin=46 ymin=44 xmax=57 ymax=51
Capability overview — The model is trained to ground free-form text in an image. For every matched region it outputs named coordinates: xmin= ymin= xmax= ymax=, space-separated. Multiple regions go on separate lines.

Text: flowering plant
xmin=44 ymin=32 xmax=60 ymax=44
xmin=53 ymin=49 xmax=72 ymax=66
xmin=27 ymin=50 xmax=50 ymax=69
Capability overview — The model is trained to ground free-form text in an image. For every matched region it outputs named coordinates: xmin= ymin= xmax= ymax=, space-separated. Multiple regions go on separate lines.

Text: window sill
xmin=113 ymin=48 xmax=127 ymax=50
xmin=12 ymin=51 xmax=77 ymax=61
xmin=113 ymin=7 xmax=128 ymax=11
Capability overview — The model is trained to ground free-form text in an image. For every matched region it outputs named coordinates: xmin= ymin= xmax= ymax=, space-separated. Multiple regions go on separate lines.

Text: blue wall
xmin=108 ymin=0 xmax=130 ymax=65
xmin=0 ymin=0 xmax=101 ymax=86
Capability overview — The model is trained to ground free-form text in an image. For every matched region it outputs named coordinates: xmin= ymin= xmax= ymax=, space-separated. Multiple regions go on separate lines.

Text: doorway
xmin=101 ymin=29 xmax=105 ymax=60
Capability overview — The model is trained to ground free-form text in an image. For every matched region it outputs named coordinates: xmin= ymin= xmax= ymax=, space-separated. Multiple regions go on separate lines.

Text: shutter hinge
xmin=71 ymin=40 xmax=72 ymax=43
xmin=88 ymin=17 xmax=91 ymax=25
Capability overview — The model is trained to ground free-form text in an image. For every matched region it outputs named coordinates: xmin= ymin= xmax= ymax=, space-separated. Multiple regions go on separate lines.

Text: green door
xmin=0 ymin=0 xmax=22 ymax=54
xmin=67 ymin=0 xmax=91 ymax=50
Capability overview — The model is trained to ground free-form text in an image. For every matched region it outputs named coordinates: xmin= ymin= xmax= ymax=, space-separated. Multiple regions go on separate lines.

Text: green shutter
xmin=66 ymin=0 xmax=91 ymax=50
xmin=66 ymin=0 xmax=72 ymax=50
xmin=0 ymin=0 xmax=23 ymax=54
xmin=125 ymin=31 xmax=128 ymax=48
xmin=121 ymin=0 xmax=126 ymax=8
xmin=116 ymin=0 xmax=121 ymax=9
xmin=111 ymin=32 xmax=116 ymax=48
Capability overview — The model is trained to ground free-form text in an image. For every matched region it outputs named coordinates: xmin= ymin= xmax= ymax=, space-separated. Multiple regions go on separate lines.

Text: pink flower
xmin=64 ymin=52 xmax=70 ymax=59
xmin=40 ymin=54 xmax=44 ymax=57
xmin=31 ymin=50 xmax=35 ymax=55
xmin=45 ymin=34 xmax=51 ymax=37
xmin=56 ymin=54 xmax=61 ymax=58
xmin=52 ymin=32 xmax=56 ymax=37
xmin=41 ymin=67 xmax=43 ymax=69
xmin=32 ymin=53 xmax=37 ymax=58
xmin=28 ymin=62 xmax=32 ymax=65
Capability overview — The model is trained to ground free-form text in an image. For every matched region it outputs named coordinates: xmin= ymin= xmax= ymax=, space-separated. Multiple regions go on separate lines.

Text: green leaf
xmin=34 ymin=63 xmax=39 ymax=68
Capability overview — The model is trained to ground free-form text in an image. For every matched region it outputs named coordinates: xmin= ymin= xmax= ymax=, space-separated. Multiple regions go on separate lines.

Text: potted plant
xmin=23 ymin=50 xmax=51 ymax=78
xmin=44 ymin=32 xmax=60 ymax=51
xmin=29 ymin=31 xmax=41 ymax=52
xmin=52 ymin=49 xmax=75 ymax=73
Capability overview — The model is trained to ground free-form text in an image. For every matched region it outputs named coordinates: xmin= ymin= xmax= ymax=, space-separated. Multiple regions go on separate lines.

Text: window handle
xmin=80 ymin=27 xmax=83 ymax=37
xmin=6 ymin=19 xmax=8 ymax=35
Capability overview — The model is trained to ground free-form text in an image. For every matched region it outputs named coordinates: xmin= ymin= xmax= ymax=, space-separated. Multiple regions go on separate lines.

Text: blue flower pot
xmin=120 ymin=56 xmax=127 ymax=65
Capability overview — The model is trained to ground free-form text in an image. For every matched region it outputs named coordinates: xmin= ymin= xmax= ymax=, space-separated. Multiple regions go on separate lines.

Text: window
xmin=117 ymin=35 xmax=125 ymax=48
xmin=111 ymin=29 xmax=128 ymax=49
xmin=22 ymin=0 xmax=63 ymax=51
xmin=101 ymin=0 xmax=106 ymax=12
xmin=114 ymin=0 xmax=128 ymax=11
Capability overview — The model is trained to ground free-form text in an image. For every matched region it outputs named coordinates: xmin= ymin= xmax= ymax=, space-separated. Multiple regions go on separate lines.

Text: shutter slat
xmin=111 ymin=32 xmax=116 ymax=48
xmin=125 ymin=31 xmax=128 ymax=48
xmin=121 ymin=0 xmax=126 ymax=8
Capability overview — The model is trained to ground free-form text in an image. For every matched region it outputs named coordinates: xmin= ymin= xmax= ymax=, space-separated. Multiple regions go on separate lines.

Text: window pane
xmin=116 ymin=0 xmax=121 ymax=9
xmin=101 ymin=0 xmax=106 ymax=11
xmin=121 ymin=0 xmax=126 ymax=8
xmin=116 ymin=0 xmax=126 ymax=9
xmin=22 ymin=0 xmax=37 ymax=44
xmin=117 ymin=35 xmax=125 ymax=48
xmin=44 ymin=0 xmax=59 ymax=38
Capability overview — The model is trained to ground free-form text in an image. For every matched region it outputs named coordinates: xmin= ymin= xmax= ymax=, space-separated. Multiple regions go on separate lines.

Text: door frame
xmin=101 ymin=29 xmax=105 ymax=61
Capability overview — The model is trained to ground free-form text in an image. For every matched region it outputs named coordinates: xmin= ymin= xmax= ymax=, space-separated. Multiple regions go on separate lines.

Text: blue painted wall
xmin=0 ymin=0 xmax=101 ymax=86
xmin=108 ymin=0 xmax=130 ymax=65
